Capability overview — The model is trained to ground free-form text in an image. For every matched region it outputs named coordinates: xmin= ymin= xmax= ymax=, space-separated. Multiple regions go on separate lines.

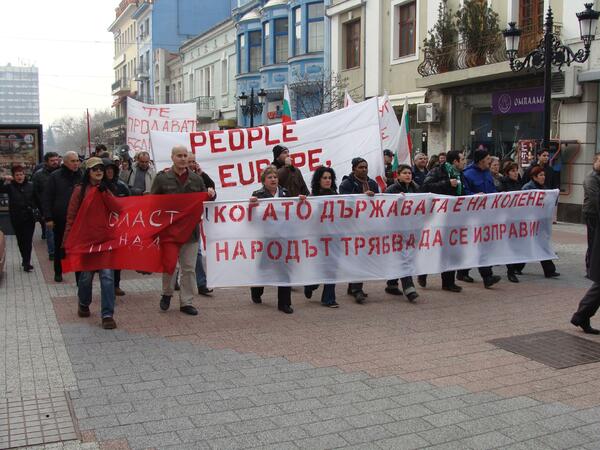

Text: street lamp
xmin=502 ymin=3 xmax=599 ymax=151
xmin=237 ymin=87 xmax=267 ymax=127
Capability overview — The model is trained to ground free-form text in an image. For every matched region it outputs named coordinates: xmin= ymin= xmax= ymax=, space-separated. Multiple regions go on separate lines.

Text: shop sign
xmin=492 ymin=87 xmax=544 ymax=115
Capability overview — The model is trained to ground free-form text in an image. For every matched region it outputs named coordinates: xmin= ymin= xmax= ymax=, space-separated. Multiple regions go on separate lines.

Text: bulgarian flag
xmin=392 ymin=97 xmax=413 ymax=171
xmin=344 ymin=89 xmax=355 ymax=107
xmin=282 ymin=84 xmax=292 ymax=123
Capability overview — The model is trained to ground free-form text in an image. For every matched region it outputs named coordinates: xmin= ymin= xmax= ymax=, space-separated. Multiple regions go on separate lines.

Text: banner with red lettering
xmin=127 ymin=97 xmax=197 ymax=153
xmin=203 ymin=190 xmax=558 ymax=287
xmin=62 ymin=188 xmax=208 ymax=273
xmin=150 ymin=97 xmax=386 ymax=201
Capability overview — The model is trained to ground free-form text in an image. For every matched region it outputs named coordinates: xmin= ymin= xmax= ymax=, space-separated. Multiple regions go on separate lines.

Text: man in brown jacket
xmin=151 ymin=145 xmax=215 ymax=316
xmin=271 ymin=145 xmax=309 ymax=197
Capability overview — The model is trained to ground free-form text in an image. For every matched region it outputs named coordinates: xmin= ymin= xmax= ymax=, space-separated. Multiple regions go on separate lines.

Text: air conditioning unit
xmin=416 ymin=103 xmax=440 ymax=123
xmin=551 ymin=67 xmax=582 ymax=99
xmin=211 ymin=110 xmax=220 ymax=120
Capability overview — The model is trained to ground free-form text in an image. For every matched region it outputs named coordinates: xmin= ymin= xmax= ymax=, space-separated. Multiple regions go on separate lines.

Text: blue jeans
xmin=195 ymin=243 xmax=207 ymax=287
xmin=306 ymin=284 xmax=336 ymax=305
xmin=46 ymin=226 xmax=55 ymax=257
xmin=78 ymin=270 xmax=115 ymax=318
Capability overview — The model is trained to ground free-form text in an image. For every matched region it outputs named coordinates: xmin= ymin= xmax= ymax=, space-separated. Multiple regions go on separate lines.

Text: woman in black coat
xmin=304 ymin=166 xmax=339 ymax=307
xmin=249 ymin=166 xmax=295 ymax=314
xmin=499 ymin=162 xmax=525 ymax=282
xmin=0 ymin=165 xmax=37 ymax=271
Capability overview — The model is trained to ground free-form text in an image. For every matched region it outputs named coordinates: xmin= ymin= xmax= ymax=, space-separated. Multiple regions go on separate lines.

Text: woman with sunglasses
xmin=63 ymin=157 xmax=118 ymax=329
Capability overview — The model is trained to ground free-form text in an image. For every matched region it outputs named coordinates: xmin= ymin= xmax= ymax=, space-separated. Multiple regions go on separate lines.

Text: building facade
xmin=0 ymin=64 xmax=40 ymax=124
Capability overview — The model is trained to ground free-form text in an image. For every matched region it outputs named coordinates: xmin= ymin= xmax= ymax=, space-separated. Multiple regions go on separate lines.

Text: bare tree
xmin=50 ymin=110 xmax=114 ymax=154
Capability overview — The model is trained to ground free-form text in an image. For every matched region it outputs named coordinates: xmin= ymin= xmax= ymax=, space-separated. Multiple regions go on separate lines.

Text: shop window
xmin=344 ymin=19 xmax=360 ymax=69
xmin=308 ymin=2 xmax=324 ymax=53
xmin=274 ymin=18 xmax=288 ymax=64
xmin=395 ymin=0 xmax=416 ymax=58
xmin=293 ymin=7 xmax=302 ymax=55
xmin=263 ymin=22 xmax=271 ymax=65
xmin=249 ymin=30 xmax=262 ymax=72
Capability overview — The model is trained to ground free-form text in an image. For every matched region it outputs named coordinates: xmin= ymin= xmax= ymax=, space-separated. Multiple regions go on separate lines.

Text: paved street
xmin=2 ymin=223 xmax=600 ymax=450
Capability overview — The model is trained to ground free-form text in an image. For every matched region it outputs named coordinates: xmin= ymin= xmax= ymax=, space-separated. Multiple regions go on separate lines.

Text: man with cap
xmin=339 ymin=157 xmax=380 ymax=303
xmin=383 ymin=149 xmax=395 ymax=187
xmin=458 ymin=148 xmax=501 ymax=288
xmin=271 ymin=145 xmax=309 ymax=197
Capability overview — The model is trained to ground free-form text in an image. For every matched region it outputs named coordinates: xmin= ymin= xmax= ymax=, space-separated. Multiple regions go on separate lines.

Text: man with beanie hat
xmin=272 ymin=145 xmax=310 ymax=197
xmin=458 ymin=148 xmax=501 ymax=288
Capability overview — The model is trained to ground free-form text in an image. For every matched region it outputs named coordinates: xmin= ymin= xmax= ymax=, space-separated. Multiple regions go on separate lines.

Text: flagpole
xmin=86 ymin=109 xmax=91 ymax=157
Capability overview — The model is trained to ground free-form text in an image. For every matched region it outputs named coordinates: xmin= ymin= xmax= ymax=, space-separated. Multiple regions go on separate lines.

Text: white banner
xmin=127 ymin=97 xmax=196 ymax=154
xmin=150 ymin=98 xmax=386 ymax=201
xmin=204 ymin=190 xmax=558 ymax=287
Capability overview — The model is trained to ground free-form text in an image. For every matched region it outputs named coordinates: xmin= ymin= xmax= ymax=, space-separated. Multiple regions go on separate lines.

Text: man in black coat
xmin=42 ymin=151 xmax=82 ymax=282
xmin=32 ymin=151 xmax=60 ymax=258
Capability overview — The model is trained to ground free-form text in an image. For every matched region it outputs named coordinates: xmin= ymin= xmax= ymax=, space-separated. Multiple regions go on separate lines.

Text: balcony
xmin=103 ymin=116 xmax=126 ymax=130
xmin=135 ymin=62 xmax=149 ymax=80
xmin=111 ymin=78 xmax=130 ymax=95
xmin=187 ymin=96 xmax=216 ymax=119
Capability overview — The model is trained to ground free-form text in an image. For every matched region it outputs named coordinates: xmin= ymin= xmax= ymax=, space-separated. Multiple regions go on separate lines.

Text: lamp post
xmin=503 ymin=3 xmax=599 ymax=152
xmin=237 ymin=87 xmax=267 ymax=127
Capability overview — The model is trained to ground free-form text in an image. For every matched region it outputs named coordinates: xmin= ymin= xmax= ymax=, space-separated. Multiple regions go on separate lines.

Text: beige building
xmin=328 ymin=0 xmax=600 ymax=222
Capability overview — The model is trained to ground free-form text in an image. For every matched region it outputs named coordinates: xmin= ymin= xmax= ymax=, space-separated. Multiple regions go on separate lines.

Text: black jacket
xmin=412 ymin=167 xmax=428 ymax=187
xmin=420 ymin=165 xmax=463 ymax=196
xmin=339 ymin=173 xmax=380 ymax=195
xmin=42 ymin=166 xmax=83 ymax=223
xmin=0 ymin=180 xmax=36 ymax=224
xmin=31 ymin=166 xmax=57 ymax=210
xmin=590 ymin=196 xmax=600 ymax=283
xmin=385 ymin=181 xmax=419 ymax=194
xmin=252 ymin=186 xmax=289 ymax=198
xmin=498 ymin=176 xmax=523 ymax=192
xmin=523 ymin=162 xmax=559 ymax=189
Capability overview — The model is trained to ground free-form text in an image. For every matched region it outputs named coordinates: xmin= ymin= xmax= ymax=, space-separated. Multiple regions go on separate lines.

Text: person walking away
xmin=384 ymin=164 xmax=420 ymax=302
xmin=42 ymin=151 xmax=82 ymax=282
xmin=458 ymin=149 xmax=501 ymax=288
xmin=271 ymin=145 xmax=310 ymax=197
xmin=63 ymin=158 xmax=117 ymax=330
xmin=339 ymin=157 xmax=380 ymax=303
xmin=419 ymin=150 xmax=466 ymax=292
xmin=499 ymin=162 xmax=525 ymax=282
xmin=151 ymin=145 xmax=215 ymax=316
xmin=583 ymin=154 xmax=600 ymax=278
xmin=128 ymin=151 xmax=155 ymax=196
xmin=1 ymin=166 xmax=37 ymax=271
xmin=304 ymin=166 xmax=339 ymax=307
xmin=249 ymin=166 xmax=297 ymax=313
xmin=32 ymin=152 xmax=60 ymax=260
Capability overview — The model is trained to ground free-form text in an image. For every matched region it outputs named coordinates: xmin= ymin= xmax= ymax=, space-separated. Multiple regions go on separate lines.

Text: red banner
xmin=62 ymin=189 xmax=208 ymax=273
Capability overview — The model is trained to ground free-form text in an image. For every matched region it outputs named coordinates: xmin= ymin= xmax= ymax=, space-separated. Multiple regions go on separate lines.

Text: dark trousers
xmin=573 ymin=282 xmax=600 ymax=322
xmin=14 ymin=220 xmax=35 ymax=266
xmin=441 ymin=271 xmax=456 ymax=288
xmin=586 ymin=215 xmax=597 ymax=276
xmin=458 ymin=267 xmax=493 ymax=279
xmin=114 ymin=269 xmax=121 ymax=288
xmin=507 ymin=263 xmax=526 ymax=275
xmin=507 ymin=261 xmax=555 ymax=276
xmin=53 ymin=220 xmax=66 ymax=277
xmin=348 ymin=282 xmax=363 ymax=294
xmin=306 ymin=284 xmax=336 ymax=305
xmin=250 ymin=286 xmax=291 ymax=309
xmin=386 ymin=277 xmax=416 ymax=292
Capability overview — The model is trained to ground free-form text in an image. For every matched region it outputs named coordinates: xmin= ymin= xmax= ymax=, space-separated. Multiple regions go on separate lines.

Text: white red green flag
xmin=392 ymin=97 xmax=412 ymax=171
xmin=344 ymin=89 xmax=355 ymax=107
xmin=282 ymin=85 xmax=292 ymax=123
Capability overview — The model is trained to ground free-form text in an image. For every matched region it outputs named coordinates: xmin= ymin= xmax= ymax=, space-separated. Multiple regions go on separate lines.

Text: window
xmin=166 ymin=85 xmax=170 ymax=103
xmin=145 ymin=18 xmax=150 ymax=38
xmin=293 ymin=7 xmax=302 ymax=55
xmin=248 ymin=30 xmax=262 ymax=72
xmin=221 ymin=58 xmax=228 ymax=95
xmin=307 ymin=3 xmax=324 ymax=52
xmin=188 ymin=73 xmax=194 ymax=98
xmin=264 ymin=22 xmax=271 ymax=65
xmin=519 ymin=0 xmax=544 ymax=53
xmin=344 ymin=19 xmax=360 ymax=69
xmin=274 ymin=18 xmax=288 ymax=63
xmin=239 ymin=34 xmax=247 ymax=73
xmin=396 ymin=1 xmax=416 ymax=58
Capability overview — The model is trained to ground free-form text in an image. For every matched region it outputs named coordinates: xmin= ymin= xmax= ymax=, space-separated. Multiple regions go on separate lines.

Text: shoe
xmin=483 ymin=275 xmax=501 ymax=289
xmin=251 ymin=295 xmax=262 ymax=304
xmin=180 ymin=305 xmax=198 ymax=316
xmin=101 ymin=317 xmax=117 ymax=329
xmin=507 ymin=273 xmax=519 ymax=283
xmin=304 ymin=286 xmax=313 ymax=299
xmin=49 ymin=254 xmax=54 ymax=261
xmin=354 ymin=290 xmax=366 ymax=304
xmin=115 ymin=287 xmax=125 ymax=296
xmin=23 ymin=265 xmax=33 ymax=272
xmin=77 ymin=305 xmax=90 ymax=318
xmin=278 ymin=305 xmax=294 ymax=314
xmin=442 ymin=284 xmax=462 ymax=293
xmin=323 ymin=302 xmax=339 ymax=308
xmin=571 ymin=316 xmax=600 ymax=335
xmin=159 ymin=295 xmax=172 ymax=311
xmin=545 ymin=272 xmax=560 ymax=278
xmin=417 ymin=275 xmax=427 ymax=288
xmin=198 ymin=285 xmax=213 ymax=296
xmin=174 ymin=281 xmax=180 ymax=291
xmin=457 ymin=274 xmax=475 ymax=283
xmin=406 ymin=292 xmax=419 ymax=302
xmin=54 ymin=274 xmax=63 ymax=283
xmin=385 ymin=286 xmax=403 ymax=296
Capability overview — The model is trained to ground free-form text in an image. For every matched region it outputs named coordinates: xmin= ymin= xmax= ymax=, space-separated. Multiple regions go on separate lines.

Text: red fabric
xmin=62 ymin=189 xmax=208 ymax=273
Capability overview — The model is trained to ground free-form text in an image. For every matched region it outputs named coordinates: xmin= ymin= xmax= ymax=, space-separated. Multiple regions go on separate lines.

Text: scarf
xmin=444 ymin=162 xmax=463 ymax=196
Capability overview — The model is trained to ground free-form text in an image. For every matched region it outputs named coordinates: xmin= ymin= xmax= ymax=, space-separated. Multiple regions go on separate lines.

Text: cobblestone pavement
xmin=1 ymin=224 xmax=600 ymax=449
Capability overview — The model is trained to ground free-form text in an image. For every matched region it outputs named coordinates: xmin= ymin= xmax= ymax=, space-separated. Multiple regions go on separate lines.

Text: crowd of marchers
xmin=1 ymin=143 xmax=599 ymax=334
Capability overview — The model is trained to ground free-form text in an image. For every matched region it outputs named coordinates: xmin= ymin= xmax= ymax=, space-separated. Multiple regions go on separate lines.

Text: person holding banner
xmin=412 ymin=153 xmax=429 ymax=187
xmin=418 ymin=150 xmax=466 ymax=293
xmin=384 ymin=164 xmax=420 ymax=302
xmin=249 ymin=166 xmax=296 ymax=313
xmin=339 ymin=157 xmax=379 ymax=304
xmin=151 ymin=145 xmax=215 ymax=316
xmin=63 ymin=157 xmax=117 ymax=330
xmin=271 ymin=145 xmax=310 ymax=197
xmin=304 ymin=166 xmax=339 ymax=308
xmin=499 ymin=162 xmax=525 ymax=283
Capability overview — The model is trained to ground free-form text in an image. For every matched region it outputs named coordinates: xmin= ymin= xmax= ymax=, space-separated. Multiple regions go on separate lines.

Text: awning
xmin=387 ymin=90 xmax=427 ymax=106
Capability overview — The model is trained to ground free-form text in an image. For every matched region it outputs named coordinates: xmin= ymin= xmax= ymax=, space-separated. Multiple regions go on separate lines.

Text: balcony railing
xmin=417 ymin=24 xmax=562 ymax=77
xmin=111 ymin=77 xmax=130 ymax=95
xmin=135 ymin=62 xmax=149 ymax=80
xmin=187 ymin=96 xmax=216 ymax=118
xmin=103 ymin=116 xmax=126 ymax=129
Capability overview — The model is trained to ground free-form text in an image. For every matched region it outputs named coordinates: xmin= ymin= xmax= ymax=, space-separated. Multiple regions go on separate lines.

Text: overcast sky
xmin=0 ymin=1 xmax=115 ymax=127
